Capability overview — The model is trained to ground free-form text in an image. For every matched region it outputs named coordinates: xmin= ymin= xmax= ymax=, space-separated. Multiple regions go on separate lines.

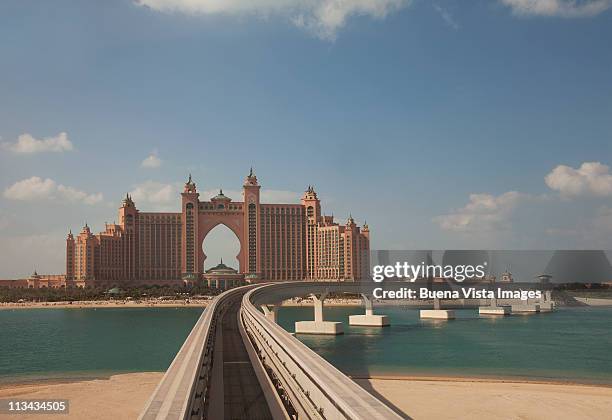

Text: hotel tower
xmin=65 ymin=171 xmax=370 ymax=287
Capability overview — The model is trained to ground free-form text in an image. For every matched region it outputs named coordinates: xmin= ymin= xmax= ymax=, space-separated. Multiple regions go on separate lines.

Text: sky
xmin=1 ymin=0 xmax=612 ymax=277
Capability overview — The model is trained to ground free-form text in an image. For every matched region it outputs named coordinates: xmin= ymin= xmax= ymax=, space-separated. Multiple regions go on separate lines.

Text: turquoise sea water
xmin=1 ymin=306 xmax=610 ymax=385
xmin=0 ymin=307 xmax=203 ymax=384
xmin=278 ymin=306 xmax=612 ymax=385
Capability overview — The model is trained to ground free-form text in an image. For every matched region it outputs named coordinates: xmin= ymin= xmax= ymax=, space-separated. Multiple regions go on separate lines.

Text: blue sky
xmin=1 ymin=0 xmax=612 ymax=277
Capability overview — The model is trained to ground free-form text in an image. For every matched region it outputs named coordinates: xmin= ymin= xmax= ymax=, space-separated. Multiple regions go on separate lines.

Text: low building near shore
xmin=26 ymin=271 xmax=68 ymax=288
xmin=0 ymin=272 xmax=69 ymax=289
xmin=200 ymin=260 xmax=244 ymax=290
xmin=0 ymin=279 xmax=29 ymax=288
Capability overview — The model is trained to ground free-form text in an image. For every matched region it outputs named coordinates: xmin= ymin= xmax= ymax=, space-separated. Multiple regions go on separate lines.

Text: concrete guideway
xmin=139 ymin=282 xmax=403 ymax=419
xmin=242 ymin=283 xmax=404 ymax=420
xmin=139 ymin=285 xmax=259 ymax=420
xmin=208 ymin=294 xmax=273 ymax=419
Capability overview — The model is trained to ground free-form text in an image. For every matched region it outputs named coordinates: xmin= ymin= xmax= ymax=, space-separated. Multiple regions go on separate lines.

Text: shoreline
xmin=5 ymin=297 xmax=611 ymax=310
xmin=572 ymin=297 xmax=612 ymax=306
xmin=0 ymin=298 xmax=364 ymax=310
xmin=3 ymin=370 xmax=611 ymax=390
xmin=2 ymin=372 xmax=612 ymax=419
xmin=0 ymin=300 xmax=209 ymax=310
xmin=351 ymin=373 xmax=612 ymax=388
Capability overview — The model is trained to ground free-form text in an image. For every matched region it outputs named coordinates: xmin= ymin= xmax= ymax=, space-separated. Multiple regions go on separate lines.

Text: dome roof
xmin=205 ymin=259 xmax=238 ymax=274
xmin=211 ymin=189 xmax=231 ymax=201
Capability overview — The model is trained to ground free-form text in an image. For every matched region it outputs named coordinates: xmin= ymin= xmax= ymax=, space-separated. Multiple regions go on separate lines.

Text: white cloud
xmin=433 ymin=4 xmax=459 ymax=29
xmin=3 ymin=176 xmax=103 ymax=205
xmin=545 ymin=162 xmax=612 ymax=197
xmin=57 ymin=185 xmax=104 ymax=205
xmin=434 ymin=191 xmax=524 ymax=232
xmin=136 ymin=0 xmax=410 ymax=40
xmin=130 ymin=181 xmax=179 ymax=210
xmin=141 ymin=151 xmax=162 ymax=168
xmin=2 ymin=132 xmax=73 ymax=154
xmin=501 ymin=0 xmax=612 ymax=17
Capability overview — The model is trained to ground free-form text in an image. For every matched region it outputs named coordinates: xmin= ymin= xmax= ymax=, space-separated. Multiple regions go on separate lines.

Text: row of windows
xmin=262 ymin=207 xmax=304 ymax=215
xmin=199 ymin=204 xmax=242 ymax=211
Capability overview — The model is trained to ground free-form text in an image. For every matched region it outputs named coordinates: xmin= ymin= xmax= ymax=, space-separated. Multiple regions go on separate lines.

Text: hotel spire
xmin=244 ymin=167 xmax=259 ymax=186
xmin=184 ymin=173 xmax=197 ymax=193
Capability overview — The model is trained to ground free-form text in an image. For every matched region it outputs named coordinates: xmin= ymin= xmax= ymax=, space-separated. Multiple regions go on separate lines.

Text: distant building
xmin=64 ymin=171 xmax=370 ymax=288
xmin=0 ymin=279 xmax=28 ymax=288
xmin=26 ymin=271 xmax=67 ymax=288
xmin=499 ymin=271 xmax=514 ymax=283
xmin=0 ymin=272 xmax=69 ymax=289
xmin=201 ymin=260 xmax=245 ymax=289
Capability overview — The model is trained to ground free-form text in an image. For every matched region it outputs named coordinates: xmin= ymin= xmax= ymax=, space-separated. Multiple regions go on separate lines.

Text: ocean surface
xmin=1 ymin=306 xmax=611 ymax=385
xmin=278 ymin=306 xmax=612 ymax=385
xmin=0 ymin=307 xmax=203 ymax=384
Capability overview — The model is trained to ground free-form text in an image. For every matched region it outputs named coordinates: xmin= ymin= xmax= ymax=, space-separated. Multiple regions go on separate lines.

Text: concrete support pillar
xmin=364 ymin=293 xmax=374 ymax=316
xmin=261 ymin=305 xmax=277 ymax=323
xmin=312 ymin=292 xmax=327 ymax=323
xmin=295 ymin=292 xmax=343 ymax=335
xmin=511 ymin=295 xmax=541 ymax=314
xmin=538 ymin=290 xmax=554 ymax=312
xmin=433 ymin=297 xmax=441 ymax=310
xmin=479 ymin=294 xmax=511 ymax=316
xmin=421 ymin=296 xmax=455 ymax=319
xmin=349 ymin=294 xmax=390 ymax=327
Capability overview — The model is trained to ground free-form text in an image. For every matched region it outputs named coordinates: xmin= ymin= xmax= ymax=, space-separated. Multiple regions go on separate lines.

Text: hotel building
xmin=65 ymin=171 xmax=370 ymax=287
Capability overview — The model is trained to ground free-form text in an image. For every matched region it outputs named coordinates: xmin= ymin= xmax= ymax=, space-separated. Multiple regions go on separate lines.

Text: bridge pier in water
xmin=479 ymin=295 xmax=512 ymax=316
xmin=420 ymin=297 xmax=456 ymax=319
xmin=349 ymin=294 xmax=390 ymax=327
xmin=295 ymin=292 xmax=344 ymax=335
xmin=538 ymin=290 xmax=554 ymax=312
xmin=511 ymin=297 xmax=541 ymax=314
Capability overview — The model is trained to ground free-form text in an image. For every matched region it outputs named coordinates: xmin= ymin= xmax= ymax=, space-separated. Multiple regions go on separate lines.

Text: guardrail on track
xmin=139 ymin=285 xmax=255 ymax=420
xmin=241 ymin=283 xmax=404 ymax=420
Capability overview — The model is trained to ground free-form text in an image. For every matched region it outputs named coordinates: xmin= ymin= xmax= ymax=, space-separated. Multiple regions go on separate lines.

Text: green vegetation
xmin=0 ymin=284 xmax=222 ymax=303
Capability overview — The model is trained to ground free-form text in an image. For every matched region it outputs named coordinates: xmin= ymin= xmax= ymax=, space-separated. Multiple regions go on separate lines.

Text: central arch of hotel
xmin=198 ymin=215 xmax=245 ymax=273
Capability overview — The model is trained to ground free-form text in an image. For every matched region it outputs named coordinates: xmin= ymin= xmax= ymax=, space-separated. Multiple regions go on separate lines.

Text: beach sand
xmin=2 ymin=373 xmax=612 ymax=419
xmin=0 ymin=297 xmax=362 ymax=310
xmin=355 ymin=376 xmax=612 ymax=420
xmin=0 ymin=372 xmax=163 ymax=420
xmin=573 ymin=297 xmax=612 ymax=306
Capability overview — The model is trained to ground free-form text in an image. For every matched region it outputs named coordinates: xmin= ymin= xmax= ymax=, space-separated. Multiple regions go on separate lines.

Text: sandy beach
xmin=573 ymin=297 xmax=612 ymax=306
xmin=0 ymin=297 xmax=364 ymax=310
xmin=0 ymin=373 xmax=163 ymax=420
xmin=356 ymin=376 xmax=612 ymax=420
xmin=2 ymin=373 xmax=611 ymax=419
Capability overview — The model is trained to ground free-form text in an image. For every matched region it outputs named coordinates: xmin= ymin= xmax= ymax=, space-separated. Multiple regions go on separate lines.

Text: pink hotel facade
xmin=65 ymin=171 xmax=370 ymax=287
